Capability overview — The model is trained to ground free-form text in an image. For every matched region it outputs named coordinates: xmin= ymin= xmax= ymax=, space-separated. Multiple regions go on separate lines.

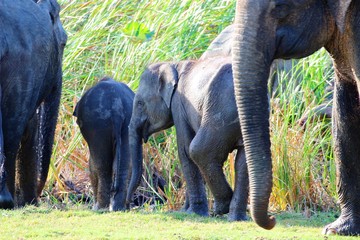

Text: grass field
xmin=11 ymin=0 xmax=344 ymax=238
xmin=1 ymin=205 xmax=356 ymax=240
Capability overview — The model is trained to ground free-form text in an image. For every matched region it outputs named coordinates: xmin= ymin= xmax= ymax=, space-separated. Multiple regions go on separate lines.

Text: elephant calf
xmin=74 ymin=77 xmax=134 ymax=211
xmin=127 ymin=57 xmax=249 ymax=221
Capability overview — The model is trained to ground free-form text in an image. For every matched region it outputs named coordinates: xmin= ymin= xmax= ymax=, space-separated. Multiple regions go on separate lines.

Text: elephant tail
xmin=112 ymin=116 xmax=123 ymax=195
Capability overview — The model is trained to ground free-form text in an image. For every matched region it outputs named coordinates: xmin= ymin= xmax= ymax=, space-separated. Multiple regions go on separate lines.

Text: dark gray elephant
xmin=0 ymin=0 xmax=66 ymax=209
xmin=232 ymin=0 xmax=360 ymax=235
xmin=74 ymin=77 xmax=134 ymax=211
xmin=127 ymin=57 xmax=249 ymax=220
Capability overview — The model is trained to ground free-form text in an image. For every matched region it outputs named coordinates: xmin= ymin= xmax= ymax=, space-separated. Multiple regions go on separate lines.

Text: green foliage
xmin=122 ymin=22 xmax=155 ymax=41
xmin=270 ymin=51 xmax=335 ymax=212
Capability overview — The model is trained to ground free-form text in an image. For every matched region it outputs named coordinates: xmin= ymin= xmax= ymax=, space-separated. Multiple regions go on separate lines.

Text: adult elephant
xmin=0 ymin=0 xmax=66 ymax=208
xmin=232 ymin=0 xmax=359 ymax=235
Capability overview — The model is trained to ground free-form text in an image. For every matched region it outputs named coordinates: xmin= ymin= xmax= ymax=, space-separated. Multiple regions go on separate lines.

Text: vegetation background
xmin=45 ymin=0 xmax=335 ymax=218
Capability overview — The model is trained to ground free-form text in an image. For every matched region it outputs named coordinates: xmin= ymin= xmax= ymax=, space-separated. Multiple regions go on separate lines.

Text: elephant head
xmin=232 ymin=0 xmax=351 ymax=230
xmin=126 ymin=63 xmax=178 ymax=206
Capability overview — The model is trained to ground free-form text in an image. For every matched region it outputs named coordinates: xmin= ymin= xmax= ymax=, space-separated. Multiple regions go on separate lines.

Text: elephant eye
xmin=137 ymin=100 xmax=144 ymax=107
xmin=271 ymin=3 xmax=290 ymax=19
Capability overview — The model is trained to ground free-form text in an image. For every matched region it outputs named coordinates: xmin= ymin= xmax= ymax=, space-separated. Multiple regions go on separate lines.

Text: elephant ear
xmin=327 ymin=0 xmax=351 ymax=33
xmin=158 ymin=63 xmax=179 ymax=109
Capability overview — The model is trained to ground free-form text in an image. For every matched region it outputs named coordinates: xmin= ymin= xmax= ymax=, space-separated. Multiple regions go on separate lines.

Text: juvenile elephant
xmin=232 ymin=0 xmax=360 ymax=235
xmin=0 ymin=0 xmax=66 ymax=208
xmin=127 ymin=57 xmax=249 ymax=221
xmin=74 ymin=77 xmax=134 ymax=211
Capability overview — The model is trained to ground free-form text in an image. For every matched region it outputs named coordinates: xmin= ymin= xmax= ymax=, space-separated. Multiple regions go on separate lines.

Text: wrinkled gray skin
xmin=127 ymin=57 xmax=249 ymax=220
xmin=0 ymin=0 xmax=66 ymax=209
xmin=74 ymin=78 xmax=134 ymax=211
xmin=200 ymin=24 xmax=298 ymax=97
xmin=232 ymin=0 xmax=360 ymax=235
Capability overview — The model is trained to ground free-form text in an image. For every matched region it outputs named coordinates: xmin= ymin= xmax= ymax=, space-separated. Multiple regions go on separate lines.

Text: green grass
xmin=0 ymin=205 xmax=355 ymax=240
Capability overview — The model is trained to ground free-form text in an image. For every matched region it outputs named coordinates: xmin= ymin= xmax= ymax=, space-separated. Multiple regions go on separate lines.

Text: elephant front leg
xmin=176 ymin=126 xmax=208 ymax=216
xmin=178 ymin=147 xmax=208 ymax=216
xmin=323 ymin=80 xmax=360 ymax=236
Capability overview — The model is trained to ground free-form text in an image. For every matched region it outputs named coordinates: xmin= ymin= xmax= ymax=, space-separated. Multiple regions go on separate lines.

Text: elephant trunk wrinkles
xmin=232 ymin=1 xmax=275 ymax=230
xmin=126 ymin=124 xmax=143 ymax=207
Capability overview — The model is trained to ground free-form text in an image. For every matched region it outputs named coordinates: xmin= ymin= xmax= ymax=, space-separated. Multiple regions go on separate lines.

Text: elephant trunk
xmin=232 ymin=1 xmax=275 ymax=230
xmin=126 ymin=123 xmax=143 ymax=208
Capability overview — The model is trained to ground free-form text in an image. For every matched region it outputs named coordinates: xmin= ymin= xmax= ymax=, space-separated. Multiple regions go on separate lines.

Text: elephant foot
xmin=0 ymin=186 xmax=14 ymax=209
xmin=180 ymin=199 xmax=190 ymax=212
xmin=92 ymin=202 xmax=100 ymax=211
xmin=228 ymin=198 xmax=248 ymax=221
xmin=213 ymin=199 xmax=231 ymax=215
xmin=186 ymin=207 xmax=208 ymax=216
xmin=17 ymin=197 xmax=39 ymax=208
xmin=109 ymin=204 xmax=126 ymax=212
xmin=109 ymin=196 xmax=127 ymax=212
xmin=228 ymin=210 xmax=248 ymax=221
xmin=109 ymin=199 xmax=126 ymax=212
xmin=323 ymin=214 xmax=360 ymax=236
xmin=185 ymin=201 xmax=208 ymax=216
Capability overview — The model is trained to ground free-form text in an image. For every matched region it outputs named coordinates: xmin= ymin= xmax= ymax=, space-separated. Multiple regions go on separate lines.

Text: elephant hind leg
xmin=228 ymin=146 xmax=249 ymax=221
xmin=0 ymin=88 xmax=14 ymax=209
xmin=16 ymin=114 xmax=39 ymax=207
xmin=189 ymin=129 xmax=233 ymax=215
xmin=0 ymin=146 xmax=13 ymax=209
xmin=88 ymin=133 xmax=113 ymax=210
xmin=89 ymin=159 xmax=99 ymax=210
xmin=96 ymin=173 xmax=112 ymax=210
xmin=37 ymin=83 xmax=62 ymax=197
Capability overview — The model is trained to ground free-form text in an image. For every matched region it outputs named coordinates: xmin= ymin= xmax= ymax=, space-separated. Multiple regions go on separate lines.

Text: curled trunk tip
xmin=252 ymin=213 xmax=276 ymax=230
